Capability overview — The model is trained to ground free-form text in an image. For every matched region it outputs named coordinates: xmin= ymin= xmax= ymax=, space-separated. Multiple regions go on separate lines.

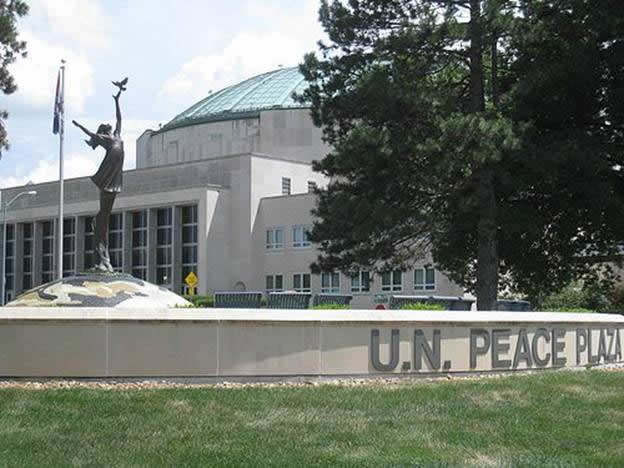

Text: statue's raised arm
xmin=111 ymin=77 xmax=127 ymax=137
xmin=113 ymin=91 xmax=122 ymax=136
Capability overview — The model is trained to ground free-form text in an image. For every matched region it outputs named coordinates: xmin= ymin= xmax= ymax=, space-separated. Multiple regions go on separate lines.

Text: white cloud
xmin=8 ymin=31 xmax=95 ymax=115
xmin=159 ymin=0 xmax=324 ymax=103
xmin=0 ymin=116 xmax=156 ymax=189
xmin=34 ymin=0 xmax=111 ymax=49
xmin=0 ymin=152 xmax=98 ymax=188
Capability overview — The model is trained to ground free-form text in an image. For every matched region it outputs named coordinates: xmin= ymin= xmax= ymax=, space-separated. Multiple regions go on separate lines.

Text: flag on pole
xmin=52 ymin=69 xmax=63 ymax=135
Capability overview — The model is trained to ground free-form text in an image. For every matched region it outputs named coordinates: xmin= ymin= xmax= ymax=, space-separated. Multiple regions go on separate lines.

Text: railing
xmin=267 ymin=292 xmax=312 ymax=309
xmin=214 ymin=291 xmax=263 ymax=308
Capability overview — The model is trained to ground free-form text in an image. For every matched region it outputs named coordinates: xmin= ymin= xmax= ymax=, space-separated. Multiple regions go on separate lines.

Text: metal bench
xmin=389 ymin=295 xmax=475 ymax=310
xmin=267 ymin=292 xmax=311 ymax=309
xmin=214 ymin=291 xmax=263 ymax=308
xmin=312 ymin=294 xmax=353 ymax=307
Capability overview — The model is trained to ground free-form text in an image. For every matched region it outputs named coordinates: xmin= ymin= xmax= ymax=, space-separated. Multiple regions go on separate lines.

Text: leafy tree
xmin=0 ymin=0 xmax=28 ymax=155
xmin=299 ymin=0 xmax=624 ymax=309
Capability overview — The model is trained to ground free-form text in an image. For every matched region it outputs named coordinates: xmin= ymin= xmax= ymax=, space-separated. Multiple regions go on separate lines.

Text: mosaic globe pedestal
xmin=5 ymin=273 xmax=192 ymax=308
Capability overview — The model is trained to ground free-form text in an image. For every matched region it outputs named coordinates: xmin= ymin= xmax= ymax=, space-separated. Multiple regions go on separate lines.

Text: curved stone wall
xmin=0 ymin=309 xmax=622 ymax=378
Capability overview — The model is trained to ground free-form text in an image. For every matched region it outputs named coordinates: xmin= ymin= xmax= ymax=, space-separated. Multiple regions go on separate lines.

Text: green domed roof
xmin=163 ymin=67 xmax=309 ymax=131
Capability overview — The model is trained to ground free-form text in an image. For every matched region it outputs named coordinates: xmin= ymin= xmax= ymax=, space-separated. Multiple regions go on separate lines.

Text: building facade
xmin=0 ymin=67 xmax=464 ymax=306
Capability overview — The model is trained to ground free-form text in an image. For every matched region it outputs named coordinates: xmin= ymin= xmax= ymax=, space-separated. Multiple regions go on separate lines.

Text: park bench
xmin=214 ymin=291 xmax=263 ymax=308
xmin=267 ymin=292 xmax=312 ymax=309
xmin=312 ymin=294 xmax=353 ymax=307
xmin=389 ymin=295 xmax=475 ymax=310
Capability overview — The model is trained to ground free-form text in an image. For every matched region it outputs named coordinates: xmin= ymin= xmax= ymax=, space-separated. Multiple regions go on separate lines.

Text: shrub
xmin=311 ymin=304 xmax=349 ymax=310
xmin=401 ymin=302 xmax=445 ymax=311
xmin=539 ymin=282 xmax=607 ymax=312
xmin=542 ymin=307 xmax=594 ymax=313
xmin=183 ymin=295 xmax=214 ymax=308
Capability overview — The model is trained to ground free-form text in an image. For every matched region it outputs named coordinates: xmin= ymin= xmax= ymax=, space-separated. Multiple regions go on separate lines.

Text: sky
xmin=0 ymin=0 xmax=325 ymax=188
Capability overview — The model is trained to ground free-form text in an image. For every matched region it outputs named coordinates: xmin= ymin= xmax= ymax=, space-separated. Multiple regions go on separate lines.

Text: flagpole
xmin=57 ymin=59 xmax=65 ymax=280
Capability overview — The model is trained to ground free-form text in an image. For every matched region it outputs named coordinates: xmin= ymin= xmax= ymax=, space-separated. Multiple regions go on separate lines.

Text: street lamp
xmin=1 ymin=190 xmax=37 ymax=305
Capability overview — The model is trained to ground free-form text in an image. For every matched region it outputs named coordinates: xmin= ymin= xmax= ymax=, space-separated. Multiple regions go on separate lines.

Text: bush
xmin=401 ymin=302 xmax=445 ymax=311
xmin=311 ymin=304 xmax=349 ymax=310
xmin=183 ymin=295 xmax=214 ymax=308
xmin=542 ymin=307 xmax=594 ymax=313
xmin=539 ymin=282 xmax=606 ymax=312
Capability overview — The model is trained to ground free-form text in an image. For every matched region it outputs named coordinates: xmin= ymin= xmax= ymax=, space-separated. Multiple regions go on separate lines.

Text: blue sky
xmin=1 ymin=0 xmax=324 ymax=188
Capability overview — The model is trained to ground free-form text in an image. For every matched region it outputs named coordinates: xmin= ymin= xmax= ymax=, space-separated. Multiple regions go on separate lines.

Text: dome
xmin=163 ymin=67 xmax=309 ymax=131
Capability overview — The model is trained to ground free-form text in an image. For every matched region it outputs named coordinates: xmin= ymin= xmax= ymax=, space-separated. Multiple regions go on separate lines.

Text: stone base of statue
xmin=5 ymin=272 xmax=192 ymax=308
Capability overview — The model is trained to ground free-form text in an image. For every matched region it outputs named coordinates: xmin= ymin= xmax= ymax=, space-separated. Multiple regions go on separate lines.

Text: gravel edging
xmin=0 ymin=363 xmax=623 ymax=391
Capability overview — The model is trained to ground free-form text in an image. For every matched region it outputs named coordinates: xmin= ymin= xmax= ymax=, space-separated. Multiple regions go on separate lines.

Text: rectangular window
xmin=321 ymin=272 xmax=340 ymax=293
xmin=414 ymin=267 xmax=436 ymax=291
xmin=281 ymin=177 xmax=291 ymax=195
xmin=109 ymin=213 xmax=123 ymax=272
xmin=351 ymin=270 xmax=371 ymax=293
xmin=4 ymin=224 xmax=14 ymax=302
xmin=62 ymin=218 xmax=76 ymax=277
xmin=84 ymin=216 xmax=94 ymax=270
xmin=265 ymin=227 xmax=284 ymax=250
xmin=181 ymin=205 xmax=198 ymax=294
xmin=293 ymin=273 xmax=311 ymax=293
xmin=382 ymin=270 xmax=403 ymax=292
xmin=132 ymin=211 xmax=148 ymax=280
xmin=42 ymin=221 xmax=54 ymax=283
xmin=307 ymin=181 xmax=317 ymax=193
xmin=266 ymin=274 xmax=283 ymax=293
xmin=22 ymin=223 xmax=33 ymax=291
xmin=156 ymin=207 xmax=173 ymax=288
xmin=292 ymin=225 xmax=311 ymax=248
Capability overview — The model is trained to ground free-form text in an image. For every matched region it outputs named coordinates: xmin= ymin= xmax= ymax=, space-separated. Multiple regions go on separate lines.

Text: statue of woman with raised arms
xmin=72 ymin=78 xmax=128 ymax=273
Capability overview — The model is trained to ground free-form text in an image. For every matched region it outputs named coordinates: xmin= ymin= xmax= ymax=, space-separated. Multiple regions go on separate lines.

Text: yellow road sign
xmin=185 ymin=271 xmax=198 ymax=288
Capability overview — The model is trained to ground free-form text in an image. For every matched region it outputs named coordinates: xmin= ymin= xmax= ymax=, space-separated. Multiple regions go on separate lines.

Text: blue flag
xmin=52 ymin=69 xmax=63 ymax=135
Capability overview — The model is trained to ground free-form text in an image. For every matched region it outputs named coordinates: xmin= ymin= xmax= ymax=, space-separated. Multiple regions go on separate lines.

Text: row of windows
xmin=280 ymin=178 xmax=317 ymax=196
xmin=1 ymin=205 xmax=198 ymax=296
xmin=266 ymin=267 xmax=437 ymax=294
xmin=266 ymin=225 xmax=311 ymax=250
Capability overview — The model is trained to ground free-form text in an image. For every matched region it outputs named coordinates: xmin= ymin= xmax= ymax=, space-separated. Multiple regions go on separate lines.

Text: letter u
xmin=371 ymin=329 xmax=400 ymax=372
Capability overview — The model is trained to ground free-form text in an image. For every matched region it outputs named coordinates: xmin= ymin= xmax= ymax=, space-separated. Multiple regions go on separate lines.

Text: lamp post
xmin=1 ymin=190 xmax=37 ymax=305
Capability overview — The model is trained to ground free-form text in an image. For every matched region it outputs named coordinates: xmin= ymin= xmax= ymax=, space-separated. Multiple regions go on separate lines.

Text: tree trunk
xmin=476 ymin=167 xmax=499 ymax=310
xmin=470 ymin=0 xmax=499 ymax=310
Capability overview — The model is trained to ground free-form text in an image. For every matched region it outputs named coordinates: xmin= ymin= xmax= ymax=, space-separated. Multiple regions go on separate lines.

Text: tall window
xmin=42 ymin=221 xmax=54 ymax=283
xmin=84 ymin=216 xmax=94 ymax=270
xmin=293 ymin=273 xmax=311 ymax=293
xmin=351 ymin=271 xmax=371 ymax=293
xmin=307 ymin=181 xmax=317 ymax=193
xmin=62 ymin=218 xmax=75 ymax=277
xmin=109 ymin=213 xmax=123 ymax=272
xmin=156 ymin=207 xmax=173 ymax=288
xmin=4 ymin=224 xmax=14 ymax=302
xmin=22 ymin=223 xmax=33 ymax=290
xmin=321 ymin=272 xmax=340 ymax=293
xmin=265 ymin=227 xmax=284 ymax=250
xmin=266 ymin=274 xmax=283 ymax=293
xmin=281 ymin=177 xmax=291 ymax=195
xmin=181 ymin=205 xmax=198 ymax=294
xmin=414 ymin=267 xmax=436 ymax=291
xmin=292 ymin=225 xmax=310 ymax=248
xmin=382 ymin=270 xmax=403 ymax=292
xmin=132 ymin=211 xmax=148 ymax=280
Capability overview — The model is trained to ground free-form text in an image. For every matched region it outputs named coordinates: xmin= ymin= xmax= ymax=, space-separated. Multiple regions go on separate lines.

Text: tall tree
xmin=0 ymin=0 xmax=28 ymax=156
xmin=300 ymin=0 xmax=624 ymax=308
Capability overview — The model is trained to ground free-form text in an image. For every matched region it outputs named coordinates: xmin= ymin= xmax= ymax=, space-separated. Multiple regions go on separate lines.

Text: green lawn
xmin=1 ymin=371 xmax=623 ymax=467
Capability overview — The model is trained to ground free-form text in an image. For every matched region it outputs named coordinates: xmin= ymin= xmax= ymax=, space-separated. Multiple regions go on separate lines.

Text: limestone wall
xmin=0 ymin=309 xmax=622 ymax=378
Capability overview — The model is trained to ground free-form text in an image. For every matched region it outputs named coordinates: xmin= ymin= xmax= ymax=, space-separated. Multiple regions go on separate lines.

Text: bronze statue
xmin=72 ymin=78 xmax=128 ymax=272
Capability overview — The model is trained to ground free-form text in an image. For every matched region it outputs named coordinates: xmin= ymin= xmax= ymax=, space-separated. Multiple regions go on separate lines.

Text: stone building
xmin=0 ymin=67 xmax=464 ymax=307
